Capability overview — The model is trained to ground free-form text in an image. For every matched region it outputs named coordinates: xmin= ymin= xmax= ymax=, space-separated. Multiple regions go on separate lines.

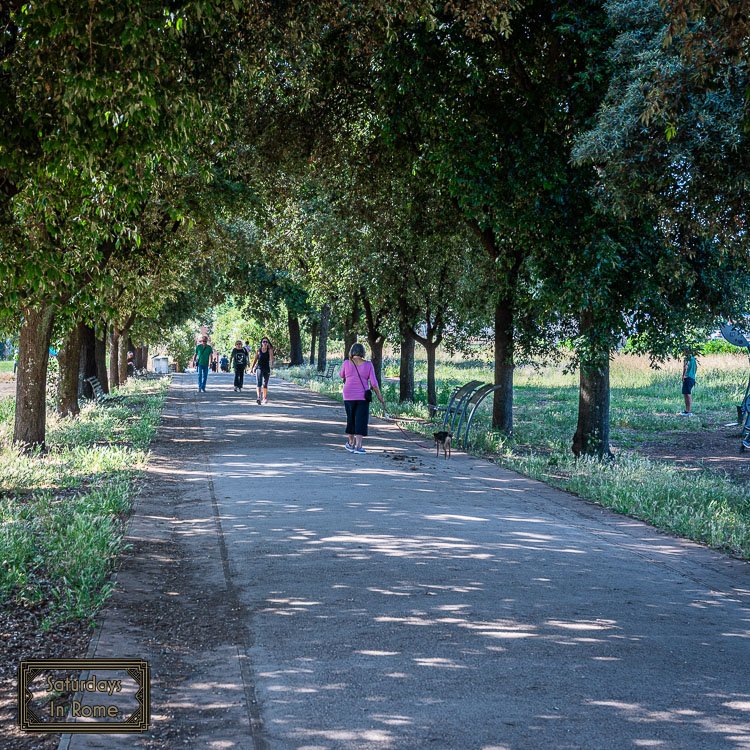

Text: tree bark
xmin=14 ymin=305 xmax=55 ymax=451
xmin=109 ymin=327 xmax=120 ymax=389
xmin=95 ymin=326 xmax=109 ymax=393
xmin=317 ymin=303 xmax=331 ymax=371
xmin=79 ymin=323 xmax=97 ymax=400
xmin=309 ymin=321 xmax=318 ymax=365
xmin=118 ymin=329 xmax=130 ymax=385
xmin=343 ymin=297 xmax=359 ymax=361
xmin=57 ymin=322 xmax=82 ymax=418
xmin=493 ymin=299 xmax=514 ymax=434
xmin=132 ymin=341 xmax=145 ymax=371
xmin=572 ymin=315 xmax=612 ymax=459
xmin=423 ymin=341 xmax=438 ymax=410
xmin=361 ymin=291 xmax=386 ymax=387
xmin=140 ymin=345 xmax=149 ymax=371
xmin=399 ymin=334 xmax=415 ymax=403
xmin=288 ymin=311 xmax=304 ymax=365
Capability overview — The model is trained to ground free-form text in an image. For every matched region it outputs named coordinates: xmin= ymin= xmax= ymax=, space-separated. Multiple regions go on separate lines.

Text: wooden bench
xmin=84 ymin=377 xmax=127 ymax=406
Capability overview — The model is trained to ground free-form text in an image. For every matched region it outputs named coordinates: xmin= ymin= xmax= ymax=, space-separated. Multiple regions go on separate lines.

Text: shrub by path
xmin=62 ymin=373 xmax=750 ymax=749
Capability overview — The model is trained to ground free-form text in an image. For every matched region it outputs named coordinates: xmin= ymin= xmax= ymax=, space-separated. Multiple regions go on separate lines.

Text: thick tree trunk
xmin=109 ymin=327 xmax=120 ymax=389
xmin=399 ymin=334 xmax=415 ymax=403
xmin=493 ymin=299 xmax=514 ymax=434
xmin=317 ymin=303 xmax=331 ymax=371
xmin=288 ymin=311 xmax=304 ymax=366
xmin=95 ymin=327 xmax=109 ymax=393
xmin=57 ymin=323 xmax=82 ymax=418
xmin=79 ymin=323 xmax=97 ymax=400
xmin=309 ymin=321 xmax=318 ymax=365
xmin=14 ymin=306 xmax=55 ymax=451
xmin=572 ymin=318 xmax=612 ymax=458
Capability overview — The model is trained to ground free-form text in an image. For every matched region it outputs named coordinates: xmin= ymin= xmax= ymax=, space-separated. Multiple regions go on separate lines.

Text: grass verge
xmin=283 ymin=357 xmax=750 ymax=559
xmin=0 ymin=378 xmax=168 ymax=625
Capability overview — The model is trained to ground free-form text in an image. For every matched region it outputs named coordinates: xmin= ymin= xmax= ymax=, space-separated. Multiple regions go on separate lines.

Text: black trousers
xmin=234 ymin=367 xmax=245 ymax=389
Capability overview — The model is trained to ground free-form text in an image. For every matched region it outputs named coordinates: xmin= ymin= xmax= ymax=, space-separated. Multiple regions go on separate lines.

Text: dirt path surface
xmin=54 ymin=374 xmax=749 ymax=749
xmin=639 ymin=423 xmax=750 ymax=481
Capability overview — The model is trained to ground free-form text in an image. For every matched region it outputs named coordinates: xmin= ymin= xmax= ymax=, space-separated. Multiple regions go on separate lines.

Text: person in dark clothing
xmin=250 ymin=337 xmax=274 ymax=404
xmin=229 ymin=340 xmax=249 ymax=392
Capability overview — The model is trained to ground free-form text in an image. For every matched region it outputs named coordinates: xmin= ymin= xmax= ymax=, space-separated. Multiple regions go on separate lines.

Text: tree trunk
xmin=424 ymin=340 xmax=437 ymax=410
xmin=118 ymin=329 xmax=130 ymax=385
xmin=343 ymin=297 xmax=359 ymax=361
xmin=572 ymin=317 xmax=612 ymax=459
xmin=369 ymin=337 xmax=385 ymax=389
xmin=95 ymin=326 xmax=109 ymax=393
xmin=132 ymin=341 xmax=144 ymax=371
xmin=309 ymin=321 xmax=318 ymax=365
xmin=79 ymin=323 xmax=97 ymax=400
xmin=57 ymin=322 xmax=82 ymax=418
xmin=109 ymin=327 xmax=120 ymax=389
xmin=288 ymin=311 xmax=304 ymax=365
xmin=317 ymin=303 xmax=331 ymax=371
xmin=399 ymin=334 xmax=415 ymax=403
xmin=493 ymin=299 xmax=514 ymax=434
xmin=361 ymin=291 xmax=386 ymax=388
xmin=141 ymin=345 xmax=149 ymax=371
xmin=14 ymin=305 xmax=55 ymax=451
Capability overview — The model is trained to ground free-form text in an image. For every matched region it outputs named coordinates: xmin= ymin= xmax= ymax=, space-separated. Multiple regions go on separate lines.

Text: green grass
xmin=283 ymin=353 xmax=750 ymax=559
xmin=0 ymin=360 xmax=13 ymax=374
xmin=0 ymin=378 xmax=168 ymax=623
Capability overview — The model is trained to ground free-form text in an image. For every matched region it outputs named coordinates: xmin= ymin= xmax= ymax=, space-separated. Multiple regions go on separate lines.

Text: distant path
xmin=63 ymin=373 xmax=750 ymax=750
xmin=0 ymin=380 xmax=14 ymax=398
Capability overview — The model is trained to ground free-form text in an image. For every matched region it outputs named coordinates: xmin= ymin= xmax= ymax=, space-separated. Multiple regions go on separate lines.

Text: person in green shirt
xmin=193 ymin=335 xmax=213 ymax=392
xmin=680 ymin=348 xmax=698 ymax=416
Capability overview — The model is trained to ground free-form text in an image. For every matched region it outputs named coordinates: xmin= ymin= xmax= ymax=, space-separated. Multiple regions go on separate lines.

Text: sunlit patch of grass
xmin=0 ymin=378 xmax=167 ymax=622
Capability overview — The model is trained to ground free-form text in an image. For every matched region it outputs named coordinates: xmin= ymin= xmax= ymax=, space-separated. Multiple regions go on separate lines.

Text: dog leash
xmin=379 ymin=409 xmax=438 ymax=451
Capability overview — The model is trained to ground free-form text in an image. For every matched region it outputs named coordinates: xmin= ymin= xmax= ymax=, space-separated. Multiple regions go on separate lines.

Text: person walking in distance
xmin=339 ymin=342 xmax=385 ymax=454
xmin=229 ymin=340 xmax=249 ymax=392
xmin=250 ymin=337 xmax=274 ymax=404
xmin=193 ymin=335 xmax=213 ymax=392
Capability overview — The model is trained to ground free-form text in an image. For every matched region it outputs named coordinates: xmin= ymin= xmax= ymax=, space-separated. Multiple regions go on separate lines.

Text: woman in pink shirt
xmin=339 ymin=343 xmax=385 ymax=454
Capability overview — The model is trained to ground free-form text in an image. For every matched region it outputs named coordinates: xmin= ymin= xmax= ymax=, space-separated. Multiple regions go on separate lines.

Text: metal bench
xmin=436 ymin=380 xmax=483 ymax=431
xmin=84 ymin=376 xmax=126 ymax=406
xmin=455 ymin=383 xmax=504 ymax=449
xmin=319 ymin=362 xmax=337 ymax=380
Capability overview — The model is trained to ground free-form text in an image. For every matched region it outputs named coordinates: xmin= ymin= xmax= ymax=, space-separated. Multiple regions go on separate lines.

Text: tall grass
xmin=0 ymin=378 xmax=168 ymax=623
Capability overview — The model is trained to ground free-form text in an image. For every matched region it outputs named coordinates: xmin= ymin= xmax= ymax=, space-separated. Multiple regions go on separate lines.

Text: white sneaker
xmin=262 ymin=398 xmax=268 ymax=405
xmin=345 ymin=443 xmax=355 ymax=452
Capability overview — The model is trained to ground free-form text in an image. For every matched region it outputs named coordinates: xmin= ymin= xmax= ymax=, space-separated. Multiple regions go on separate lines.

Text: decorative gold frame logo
xmin=18 ymin=659 xmax=150 ymax=733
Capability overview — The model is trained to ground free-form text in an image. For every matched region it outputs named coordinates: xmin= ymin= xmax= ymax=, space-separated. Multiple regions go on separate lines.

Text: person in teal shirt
xmin=680 ymin=348 xmax=698 ymax=416
xmin=193 ymin=335 xmax=213 ymax=392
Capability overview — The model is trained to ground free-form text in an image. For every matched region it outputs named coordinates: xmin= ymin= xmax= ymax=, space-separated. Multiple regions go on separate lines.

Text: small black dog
xmin=433 ymin=431 xmax=452 ymax=460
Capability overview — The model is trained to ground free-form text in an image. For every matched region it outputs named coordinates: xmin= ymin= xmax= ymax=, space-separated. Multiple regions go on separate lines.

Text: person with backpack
xmin=250 ymin=337 xmax=274 ymax=404
xmin=229 ymin=340 xmax=249 ymax=392
xmin=193 ymin=335 xmax=213 ymax=392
